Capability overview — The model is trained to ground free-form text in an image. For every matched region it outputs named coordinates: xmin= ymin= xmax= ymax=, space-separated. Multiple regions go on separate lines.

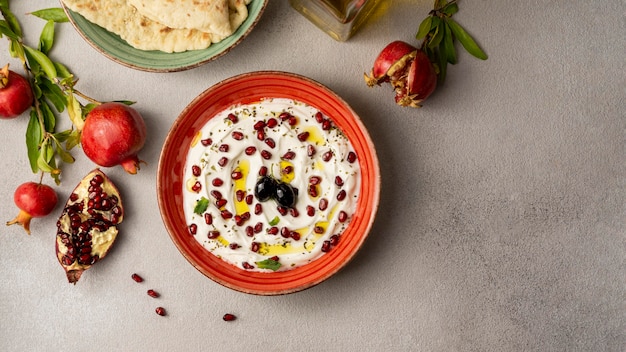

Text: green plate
xmin=62 ymin=0 xmax=268 ymax=72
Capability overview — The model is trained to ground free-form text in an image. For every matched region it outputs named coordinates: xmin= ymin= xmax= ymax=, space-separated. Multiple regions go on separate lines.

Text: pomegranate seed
xmin=338 ymin=211 xmax=348 ymax=222
xmin=277 ymin=206 xmax=288 ymax=216
xmin=211 ymin=190 xmax=223 ymax=199
xmin=270 ymin=256 xmax=280 ymax=261
xmin=223 ymin=313 xmax=237 ymax=322
xmin=245 ymin=146 xmax=256 ymax=155
xmin=201 ymin=138 xmax=212 ymax=146
xmin=254 ymin=222 xmax=263 ymax=233
xmin=337 ymin=190 xmax=347 ymax=201
xmin=314 ymin=226 xmax=324 ymax=234
xmin=231 ymin=171 xmax=243 ymax=180
xmin=257 ymin=130 xmax=265 ymax=141
xmin=69 ymin=193 xmax=79 ymax=202
xmin=242 ymin=262 xmax=254 ymax=270
xmin=322 ymin=119 xmax=332 ymax=130
xmin=335 ymin=176 xmax=344 ymax=186
xmin=155 ymin=307 xmax=166 ymax=316
xmin=259 ymin=166 xmax=268 ymax=176
xmin=297 ymin=132 xmax=309 ymax=141
xmin=290 ymin=232 xmax=301 ymax=241
xmin=267 ymin=227 xmax=279 ymax=235
xmin=191 ymin=164 xmax=201 ymax=177
xmin=221 ymin=210 xmax=233 ymax=219
xmin=254 ymin=121 xmax=266 ymax=130
xmin=131 ymin=273 xmax=144 ymax=283
xmin=306 ymin=205 xmax=315 ymax=216
xmin=208 ymin=231 xmax=220 ymax=239
xmin=232 ymin=131 xmax=244 ymax=140
xmin=308 ymin=185 xmax=318 ymax=197
xmin=212 ymin=178 xmax=224 ymax=187
xmin=147 ymin=289 xmax=160 ymax=298
xmin=188 ymin=224 xmax=197 ymax=235
xmin=289 ymin=208 xmax=299 ymax=217
xmin=236 ymin=190 xmax=245 ymax=202
xmin=315 ymin=111 xmax=324 ymax=123
xmin=219 ymin=144 xmax=229 ymax=152
xmin=191 ymin=182 xmax=202 ymax=193
xmin=204 ymin=213 xmax=213 ymax=225
xmin=245 ymin=194 xmax=253 ymax=205
xmin=321 ymin=240 xmax=331 ymax=252
xmin=234 ymin=215 xmax=244 ymax=226
xmin=241 ymin=212 xmax=250 ymax=221
xmin=227 ymin=113 xmax=238 ymax=123
xmin=266 ymin=118 xmax=278 ymax=128
xmin=216 ymin=199 xmax=227 ymax=208
xmin=264 ymin=138 xmax=276 ymax=148
xmin=245 ymin=226 xmax=254 ymax=237
xmin=330 ymin=234 xmax=340 ymax=246
xmin=218 ymin=157 xmax=229 ymax=167
xmin=282 ymin=151 xmax=296 ymax=160
xmin=309 ymin=176 xmax=321 ymax=185
xmin=254 ymin=203 xmax=263 ymax=215
xmin=347 ymin=151 xmax=357 ymax=163
xmin=251 ymin=242 xmax=260 ymax=252
xmin=307 ymin=145 xmax=316 ymax=157
xmin=322 ymin=151 xmax=333 ymax=162
xmin=261 ymin=150 xmax=272 ymax=160
xmin=319 ymin=198 xmax=328 ymax=211
xmin=229 ymin=243 xmax=240 ymax=249
xmin=281 ymin=227 xmax=290 ymax=238
xmin=288 ymin=116 xmax=297 ymax=126
xmin=279 ymin=112 xmax=291 ymax=120
xmin=282 ymin=166 xmax=293 ymax=174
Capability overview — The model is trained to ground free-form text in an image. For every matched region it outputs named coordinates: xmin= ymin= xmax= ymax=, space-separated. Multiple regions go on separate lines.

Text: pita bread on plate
xmin=62 ymin=0 xmax=251 ymax=53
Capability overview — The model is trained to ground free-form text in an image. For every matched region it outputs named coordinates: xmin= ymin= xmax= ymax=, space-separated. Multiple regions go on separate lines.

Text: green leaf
xmin=53 ymin=129 xmax=72 ymax=142
xmin=24 ymin=46 xmax=57 ymax=79
xmin=26 ymin=111 xmax=42 ymax=173
xmin=39 ymin=20 xmax=55 ymax=54
xmin=428 ymin=22 xmax=444 ymax=49
xmin=442 ymin=21 xmax=457 ymax=64
xmin=54 ymin=62 xmax=72 ymax=79
xmin=41 ymin=79 xmax=66 ymax=113
xmin=67 ymin=94 xmax=84 ymax=130
xmin=256 ymin=258 xmax=281 ymax=271
xmin=65 ymin=130 xmax=81 ymax=151
xmin=268 ymin=216 xmax=280 ymax=226
xmin=54 ymin=138 xmax=75 ymax=164
xmin=0 ymin=20 xmax=18 ymax=40
xmin=446 ymin=18 xmax=488 ymax=60
xmin=416 ymin=16 xmax=432 ymax=40
xmin=8 ymin=38 xmax=24 ymax=60
xmin=39 ymin=100 xmax=56 ymax=132
xmin=194 ymin=197 xmax=209 ymax=215
xmin=30 ymin=8 xmax=69 ymax=23
xmin=0 ymin=5 xmax=22 ymax=37
xmin=112 ymin=100 xmax=136 ymax=106
xmin=442 ymin=2 xmax=459 ymax=16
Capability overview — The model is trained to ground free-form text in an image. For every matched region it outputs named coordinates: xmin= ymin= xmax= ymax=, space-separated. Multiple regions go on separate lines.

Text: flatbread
xmin=62 ymin=0 xmax=251 ymax=53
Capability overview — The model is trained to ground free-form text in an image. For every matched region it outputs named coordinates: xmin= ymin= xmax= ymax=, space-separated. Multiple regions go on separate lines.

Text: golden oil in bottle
xmin=289 ymin=0 xmax=384 ymax=41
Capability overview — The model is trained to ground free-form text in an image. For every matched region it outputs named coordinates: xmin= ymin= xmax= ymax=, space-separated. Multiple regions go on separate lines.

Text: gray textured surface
xmin=0 ymin=1 xmax=624 ymax=351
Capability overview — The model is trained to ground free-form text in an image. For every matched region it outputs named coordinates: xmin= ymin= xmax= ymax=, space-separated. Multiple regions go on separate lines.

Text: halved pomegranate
xmin=55 ymin=169 xmax=123 ymax=284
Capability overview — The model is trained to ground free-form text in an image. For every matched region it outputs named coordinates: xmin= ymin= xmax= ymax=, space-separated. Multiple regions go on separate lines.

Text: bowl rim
xmin=157 ymin=71 xmax=380 ymax=295
xmin=60 ymin=0 xmax=269 ymax=72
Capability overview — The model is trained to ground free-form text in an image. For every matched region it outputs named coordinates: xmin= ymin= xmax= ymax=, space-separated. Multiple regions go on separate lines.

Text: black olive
xmin=254 ymin=176 xmax=276 ymax=202
xmin=275 ymin=182 xmax=297 ymax=208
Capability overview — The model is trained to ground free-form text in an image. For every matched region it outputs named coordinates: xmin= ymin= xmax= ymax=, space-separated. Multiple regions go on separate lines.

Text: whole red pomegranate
xmin=364 ymin=41 xmax=437 ymax=108
xmin=81 ymin=102 xmax=147 ymax=174
xmin=0 ymin=64 xmax=34 ymax=118
xmin=6 ymin=182 xmax=58 ymax=235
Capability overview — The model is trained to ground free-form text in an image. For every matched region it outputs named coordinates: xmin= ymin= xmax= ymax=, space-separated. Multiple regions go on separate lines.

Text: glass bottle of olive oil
xmin=289 ymin=0 xmax=383 ymax=41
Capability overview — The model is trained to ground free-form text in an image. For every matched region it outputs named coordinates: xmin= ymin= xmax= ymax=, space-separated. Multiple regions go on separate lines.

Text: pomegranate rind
xmin=364 ymin=41 xmax=417 ymax=87
xmin=55 ymin=169 xmax=123 ymax=284
xmin=6 ymin=210 xmax=34 ymax=235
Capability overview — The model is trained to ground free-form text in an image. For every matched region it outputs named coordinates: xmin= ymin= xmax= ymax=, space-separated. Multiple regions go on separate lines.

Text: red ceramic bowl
xmin=157 ymin=71 xmax=380 ymax=295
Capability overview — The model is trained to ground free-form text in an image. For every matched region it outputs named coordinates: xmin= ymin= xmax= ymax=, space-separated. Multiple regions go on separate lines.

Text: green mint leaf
xmin=269 ymin=216 xmax=280 ymax=226
xmin=446 ymin=18 xmax=488 ymax=60
xmin=30 ymin=8 xmax=69 ymax=23
xmin=256 ymin=258 xmax=281 ymax=271
xmin=194 ymin=197 xmax=210 ymax=215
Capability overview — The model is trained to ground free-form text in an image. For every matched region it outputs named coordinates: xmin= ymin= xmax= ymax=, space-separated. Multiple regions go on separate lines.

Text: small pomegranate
xmin=80 ymin=102 xmax=147 ymax=174
xmin=364 ymin=41 xmax=437 ymax=108
xmin=0 ymin=64 xmax=34 ymax=118
xmin=55 ymin=169 xmax=123 ymax=284
xmin=6 ymin=182 xmax=58 ymax=235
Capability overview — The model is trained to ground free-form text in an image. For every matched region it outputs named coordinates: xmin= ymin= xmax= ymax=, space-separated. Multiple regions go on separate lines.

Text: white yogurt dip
xmin=183 ymin=98 xmax=361 ymax=272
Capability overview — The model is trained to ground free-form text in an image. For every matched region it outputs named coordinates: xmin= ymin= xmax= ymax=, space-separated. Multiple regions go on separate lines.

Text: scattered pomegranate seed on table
xmin=223 ymin=313 xmax=237 ymax=322
xmin=155 ymin=307 xmax=166 ymax=316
